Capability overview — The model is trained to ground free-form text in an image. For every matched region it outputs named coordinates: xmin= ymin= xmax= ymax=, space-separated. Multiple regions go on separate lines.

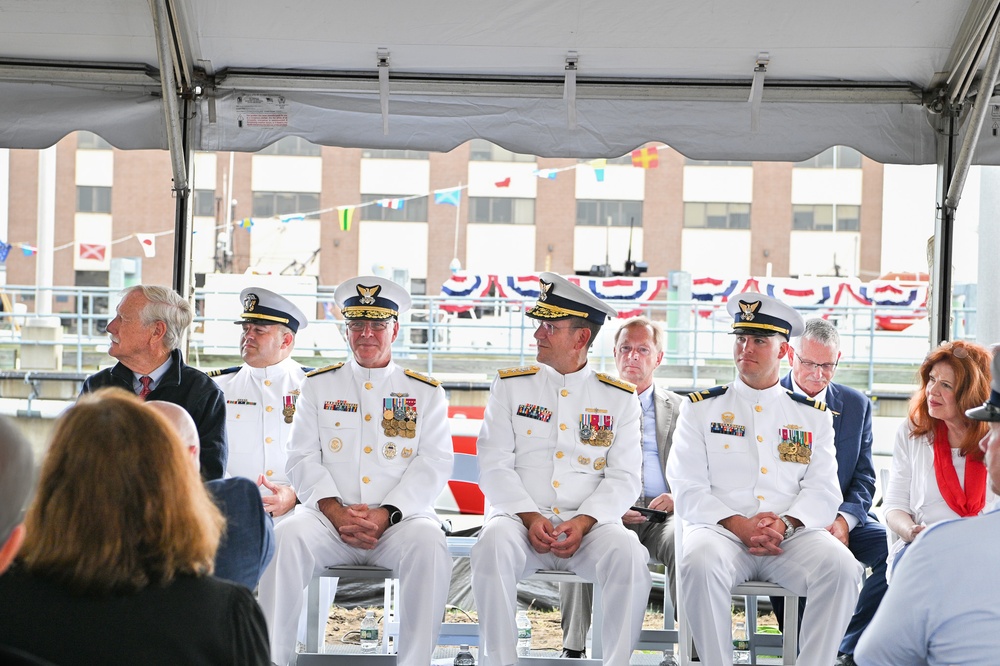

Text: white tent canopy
xmin=1 ymin=0 xmax=999 ymax=163
xmin=4 ymin=0 xmax=1000 ymax=342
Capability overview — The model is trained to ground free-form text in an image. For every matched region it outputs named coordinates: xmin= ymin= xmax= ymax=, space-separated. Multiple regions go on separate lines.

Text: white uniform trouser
xmin=681 ymin=527 xmax=862 ymax=666
xmin=257 ymin=507 xmax=451 ymax=666
xmin=471 ymin=515 xmax=652 ymax=666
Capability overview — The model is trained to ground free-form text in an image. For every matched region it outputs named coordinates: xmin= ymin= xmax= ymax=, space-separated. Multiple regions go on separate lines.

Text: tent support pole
xmin=149 ymin=0 xmax=192 ymax=296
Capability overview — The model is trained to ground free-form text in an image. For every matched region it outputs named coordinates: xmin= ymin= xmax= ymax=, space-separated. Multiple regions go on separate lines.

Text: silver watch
xmin=779 ymin=515 xmax=797 ymax=539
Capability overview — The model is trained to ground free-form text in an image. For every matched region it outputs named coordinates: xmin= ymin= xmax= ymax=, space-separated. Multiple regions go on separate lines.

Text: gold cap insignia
xmin=739 ymin=300 xmax=761 ymax=322
xmin=243 ymin=293 xmax=259 ymax=312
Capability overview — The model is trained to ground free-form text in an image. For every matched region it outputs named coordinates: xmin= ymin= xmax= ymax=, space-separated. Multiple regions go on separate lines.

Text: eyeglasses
xmin=797 ymin=357 xmax=838 ymax=373
xmin=533 ymin=320 xmax=583 ymax=335
xmin=618 ymin=344 xmax=654 ymax=357
xmin=346 ymin=320 xmax=392 ymax=332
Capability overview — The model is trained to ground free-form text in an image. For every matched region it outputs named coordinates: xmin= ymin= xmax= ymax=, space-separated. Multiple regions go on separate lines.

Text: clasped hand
xmin=318 ymin=499 xmax=390 ymax=550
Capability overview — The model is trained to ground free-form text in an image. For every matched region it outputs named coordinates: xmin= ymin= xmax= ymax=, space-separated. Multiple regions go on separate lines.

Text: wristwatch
xmin=382 ymin=504 xmax=403 ymax=526
xmin=778 ymin=515 xmax=797 ymax=539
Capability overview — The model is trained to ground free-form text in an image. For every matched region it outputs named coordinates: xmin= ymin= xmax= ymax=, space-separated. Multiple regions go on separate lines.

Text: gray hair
xmin=613 ymin=316 xmax=664 ymax=353
xmin=0 ymin=416 xmax=34 ymax=545
xmin=795 ymin=318 xmax=841 ymax=351
xmin=123 ymin=285 xmax=193 ymax=351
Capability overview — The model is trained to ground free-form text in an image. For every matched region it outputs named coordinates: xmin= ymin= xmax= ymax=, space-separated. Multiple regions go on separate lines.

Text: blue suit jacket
xmin=206 ymin=477 xmax=275 ymax=590
xmin=781 ymin=374 xmax=876 ymax=526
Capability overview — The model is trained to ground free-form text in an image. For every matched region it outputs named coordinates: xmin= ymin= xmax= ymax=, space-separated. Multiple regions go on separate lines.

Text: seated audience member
xmin=148 ymin=400 xmax=274 ymax=589
xmin=855 ymin=345 xmax=1000 ymax=665
xmin=884 ymin=340 xmax=995 ymax=577
xmin=0 ymin=389 xmax=269 ymax=665
xmin=0 ymin=416 xmax=55 ymax=666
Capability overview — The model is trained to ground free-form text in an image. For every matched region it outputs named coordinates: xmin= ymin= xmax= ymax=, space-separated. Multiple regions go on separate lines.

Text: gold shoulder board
xmin=686 ymin=385 xmax=729 ymax=402
xmin=498 ymin=365 xmax=541 ymax=379
xmin=404 ymin=369 xmax=441 ymax=387
xmin=597 ymin=373 xmax=636 ymax=394
xmin=785 ymin=390 xmax=828 ymax=411
xmin=306 ymin=362 xmax=345 ymax=378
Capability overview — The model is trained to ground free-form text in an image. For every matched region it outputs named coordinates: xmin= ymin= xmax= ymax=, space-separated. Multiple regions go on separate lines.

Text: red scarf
xmin=933 ymin=421 xmax=987 ymax=517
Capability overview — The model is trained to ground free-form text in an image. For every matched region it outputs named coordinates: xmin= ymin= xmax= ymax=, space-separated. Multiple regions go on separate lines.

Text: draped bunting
xmin=440 ymin=273 xmax=928 ymax=329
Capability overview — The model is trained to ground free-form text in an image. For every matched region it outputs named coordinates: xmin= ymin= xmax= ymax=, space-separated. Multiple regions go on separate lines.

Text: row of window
xmin=78 ymin=184 xmax=859 ymax=231
xmin=76 ymin=132 xmax=863 ymax=170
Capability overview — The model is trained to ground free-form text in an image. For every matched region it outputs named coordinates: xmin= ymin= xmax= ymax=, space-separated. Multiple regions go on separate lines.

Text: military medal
xmin=283 ymin=395 xmax=297 ymax=424
xmin=593 ymin=457 xmax=606 ymax=471
xmin=777 ymin=426 xmax=813 ymax=464
xmin=383 ymin=442 xmax=397 ymax=459
xmin=383 ymin=397 xmax=417 ymax=437
xmin=579 ymin=413 xmax=614 ymax=446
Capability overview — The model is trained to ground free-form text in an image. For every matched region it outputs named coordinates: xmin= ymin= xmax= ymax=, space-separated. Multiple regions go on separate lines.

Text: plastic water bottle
xmin=732 ymin=620 xmax=750 ymax=664
xmin=453 ymin=643 xmax=475 ymax=665
xmin=516 ymin=609 xmax=532 ymax=656
xmin=360 ymin=610 xmax=379 ymax=653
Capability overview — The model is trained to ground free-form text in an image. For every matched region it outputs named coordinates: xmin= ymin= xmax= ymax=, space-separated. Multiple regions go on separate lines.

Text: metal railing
xmin=0 ymin=284 xmax=961 ymax=394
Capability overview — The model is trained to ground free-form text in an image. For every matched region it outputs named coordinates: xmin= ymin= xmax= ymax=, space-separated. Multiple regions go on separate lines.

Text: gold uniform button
xmin=761 ymin=467 xmax=768 ymax=474
xmin=561 ymin=389 xmax=569 ymax=397
xmin=754 ymin=405 xmax=763 ymax=413
xmin=335 ymin=421 xmax=341 ymax=427
xmin=266 ymin=469 xmax=274 ymax=476
xmin=365 ymin=382 xmax=373 ymax=390
xmin=266 ymin=405 xmax=273 ymax=413
xmin=559 ymin=424 xmax=567 ymax=431
xmin=235 ymin=414 xmax=241 ymax=419
xmin=757 ymin=495 xmax=765 ymax=501
xmin=724 ymin=444 xmax=730 ymax=449
xmin=264 ymin=380 xmax=272 ymax=387
xmin=553 ymin=507 xmax=561 ymax=515
xmin=527 ymin=429 xmax=532 ymax=435
xmin=757 ymin=435 xmax=763 ymax=442
xmin=265 ymin=437 xmax=273 ymax=444
xmin=365 ymin=414 xmax=372 ymax=422
xmin=362 ymin=476 xmax=371 ymax=484
xmin=556 ymin=451 xmax=564 ymax=459
xmin=330 ymin=438 xmax=342 ymax=452
xmin=364 ymin=446 xmax=373 ymax=454
xmin=553 ymin=481 xmax=560 ymax=488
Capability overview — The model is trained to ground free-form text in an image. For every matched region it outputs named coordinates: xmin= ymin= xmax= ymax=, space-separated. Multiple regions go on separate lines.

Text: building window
xmin=361 ymin=149 xmax=430 ymax=160
xmin=77 ymin=186 xmax=112 ymax=213
xmin=576 ymin=200 xmax=643 ymax=227
xmin=77 ymin=132 xmax=113 ymax=150
xmin=794 ymin=146 xmax=862 ymax=169
xmin=255 ymin=136 xmax=321 ymax=156
xmin=252 ymin=191 xmax=321 ymax=218
xmin=684 ymin=158 xmax=752 ymax=167
xmin=792 ymin=204 xmax=860 ymax=232
xmin=469 ymin=139 xmax=535 ymax=163
xmin=469 ymin=197 xmax=535 ymax=225
xmin=193 ymin=189 xmax=217 ymax=217
xmin=359 ymin=194 xmax=428 ymax=222
xmin=683 ymin=202 xmax=751 ymax=229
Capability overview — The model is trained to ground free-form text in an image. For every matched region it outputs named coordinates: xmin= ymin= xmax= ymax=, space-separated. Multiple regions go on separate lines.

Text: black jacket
xmin=81 ymin=349 xmax=228 ymax=480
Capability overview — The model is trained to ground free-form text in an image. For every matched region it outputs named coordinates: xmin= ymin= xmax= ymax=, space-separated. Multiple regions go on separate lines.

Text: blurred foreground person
xmin=856 ymin=345 xmax=1000 ymax=665
xmin=0 ymin=389 xmax=269 ymax=665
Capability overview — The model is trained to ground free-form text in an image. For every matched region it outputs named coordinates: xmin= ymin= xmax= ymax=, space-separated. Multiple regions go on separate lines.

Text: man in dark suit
xmin=559 ymin=316 xmax=682 ymax=663
xmin=148 ymin=401 xmax=274 ymax=590
xmin=772 ymin=318 xmax=887 ymax=666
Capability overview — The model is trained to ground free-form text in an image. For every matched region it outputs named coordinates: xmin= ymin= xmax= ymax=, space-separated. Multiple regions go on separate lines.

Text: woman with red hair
xmin=884 ymin=340 xmax=995 ymax=578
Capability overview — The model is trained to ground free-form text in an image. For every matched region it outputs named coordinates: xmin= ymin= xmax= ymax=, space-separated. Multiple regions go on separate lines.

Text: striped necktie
xmin=138 ymin=375 xmax=153 ymax=399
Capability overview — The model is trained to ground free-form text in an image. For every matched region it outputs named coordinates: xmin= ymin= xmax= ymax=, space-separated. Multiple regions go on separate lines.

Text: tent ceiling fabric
xmin=3 ymin=0 xmax=1000 ymax=162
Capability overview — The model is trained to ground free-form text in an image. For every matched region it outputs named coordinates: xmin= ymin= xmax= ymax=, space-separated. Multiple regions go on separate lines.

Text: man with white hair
xmin=855 ymin=345 xmax=1000 ymax=665
xmin=147 ymin=400 xmax=274 ymax=589
xmin=82 ymin=285 xmax=228 ymax=479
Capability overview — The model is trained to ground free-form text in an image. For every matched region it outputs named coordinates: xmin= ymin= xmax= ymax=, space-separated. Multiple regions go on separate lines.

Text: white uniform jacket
xmin=666 ymin=377 xmax=841 ymax=531
xmin=212 ymin=357 xmax=307 ymax=485
xmin=477 ymin=363 xmax=642 ymax=524
xmin=285 ymin=359 xmax=452 ymax=520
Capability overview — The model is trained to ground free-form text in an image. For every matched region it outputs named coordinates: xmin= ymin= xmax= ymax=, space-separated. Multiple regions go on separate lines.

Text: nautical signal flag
xmin=376 ymin=198 xmax=404 ymax=210
xmin=589 ymin=159 xmax=607 ymax=182
xmin=78 ymin=243 xmax=107 ymax=262
xmin=135 ymin=234 xmax=156 ymax=258
xmin=20 ymin=244 xmax=37 ymax=257
xmin=238 ymin=217 xmax=254 ymax=231
xmin=338 ymin=206 xmax=356 ymax=231
xmin=434 ymin=188 xmax=462 ymax=207
xmin=495 ymin=177 xmax=511 ymax=188
xmin=0 ymin=241 xmax=10 ymax=263
xmin=631 ymin=146 xmax=659 ymax=169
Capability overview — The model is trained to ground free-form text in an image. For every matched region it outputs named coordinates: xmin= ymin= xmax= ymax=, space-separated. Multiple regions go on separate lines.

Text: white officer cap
xmin=334 ymin=276 xmax=412 ymax=320
xmin=726 ymin=292 xmax=804 ymax=339
xmin=236 ymin=287 xmax=309 ymax=333
xmin=526 ymin=272 xmax=617 ymax=325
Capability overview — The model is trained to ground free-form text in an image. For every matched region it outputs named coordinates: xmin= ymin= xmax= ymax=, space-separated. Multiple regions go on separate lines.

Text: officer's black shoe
xmin=561 ymin=648 xmax=586 ymax=658
xmin=835 ymin=654 xmax=857 ymax=666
